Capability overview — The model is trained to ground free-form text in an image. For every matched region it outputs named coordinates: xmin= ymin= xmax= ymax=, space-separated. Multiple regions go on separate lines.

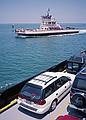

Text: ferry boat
xmin=15 ymin=9 xmax=79 ymax=37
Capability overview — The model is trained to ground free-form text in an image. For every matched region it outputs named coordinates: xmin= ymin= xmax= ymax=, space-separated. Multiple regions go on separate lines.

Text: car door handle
xmin=65 ymin=86 xmax=66 ymax=88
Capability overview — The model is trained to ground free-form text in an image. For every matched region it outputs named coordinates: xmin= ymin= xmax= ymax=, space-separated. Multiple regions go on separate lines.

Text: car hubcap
xmin=51 ymin=101 xmax=56 ymax=110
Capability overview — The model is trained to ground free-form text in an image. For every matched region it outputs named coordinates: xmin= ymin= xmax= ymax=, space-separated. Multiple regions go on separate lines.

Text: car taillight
xmin=37 ymin=99 xmax=46 ymax=105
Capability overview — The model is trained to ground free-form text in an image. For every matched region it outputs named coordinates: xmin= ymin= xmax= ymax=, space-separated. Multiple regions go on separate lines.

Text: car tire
xmin=50 ymin=100 xmax=57 ymax=112
xmin=71 ymin=93 xmax=85 ymax=108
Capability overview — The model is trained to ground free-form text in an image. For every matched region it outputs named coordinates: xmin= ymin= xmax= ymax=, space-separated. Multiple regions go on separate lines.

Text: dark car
xmin=70 ymin=67 xmax=86 ymax=113
xmin=67 ymin=51 xmax=86 ymax=74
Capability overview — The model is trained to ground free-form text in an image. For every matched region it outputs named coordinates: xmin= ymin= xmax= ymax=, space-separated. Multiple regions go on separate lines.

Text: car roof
xmin=28 ymin=71 xmax=75 ymax=89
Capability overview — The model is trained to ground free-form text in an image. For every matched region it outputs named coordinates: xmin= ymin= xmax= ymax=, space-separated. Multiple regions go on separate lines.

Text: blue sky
xmin=0 ymin=0 xmax=86 ymax=23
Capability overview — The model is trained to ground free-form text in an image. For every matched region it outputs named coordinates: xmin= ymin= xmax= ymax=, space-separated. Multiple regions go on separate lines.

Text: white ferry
xmin=15 ymin=9 xmax=79 ymax=37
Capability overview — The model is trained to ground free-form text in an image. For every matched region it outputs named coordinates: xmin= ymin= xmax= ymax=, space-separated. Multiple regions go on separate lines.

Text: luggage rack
xmin=33 ymin=73 xmax=57 ymax=85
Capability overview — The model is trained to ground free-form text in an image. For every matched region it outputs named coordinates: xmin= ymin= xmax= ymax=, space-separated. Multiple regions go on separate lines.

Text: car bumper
xmin=17 ymin=99 xmax=50 ymax=114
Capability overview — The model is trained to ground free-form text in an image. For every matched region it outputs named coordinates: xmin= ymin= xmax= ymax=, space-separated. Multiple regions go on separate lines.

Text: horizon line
xmin=0 ymin=22 xmax=86 ymax=24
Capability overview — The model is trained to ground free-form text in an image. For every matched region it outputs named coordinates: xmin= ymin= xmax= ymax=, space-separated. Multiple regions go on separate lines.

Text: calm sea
xmin=0 ymin=23 xmax=86 ymax=92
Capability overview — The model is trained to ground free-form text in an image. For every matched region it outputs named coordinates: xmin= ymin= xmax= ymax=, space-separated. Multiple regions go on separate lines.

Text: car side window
xmin=44 ymin=83 xmax=54 ymax=98
xmin=55 ymin=78 xmax=62 ymax=90
xmin=55 ymin=76 xmax=69 ymax=90
xmin=61 ymin=76 xmax=69 ymax=83
xmin=60 ymin=76 xmax=69 ymax=84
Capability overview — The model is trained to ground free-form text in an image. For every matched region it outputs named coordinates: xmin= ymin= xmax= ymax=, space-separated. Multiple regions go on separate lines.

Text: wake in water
xmin=79 ymin=29 xmax=86 ymax=34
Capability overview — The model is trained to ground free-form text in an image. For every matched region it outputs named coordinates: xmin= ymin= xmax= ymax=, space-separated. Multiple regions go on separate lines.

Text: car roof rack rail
xmin=34 ymin=74 xmax=57 ymax=85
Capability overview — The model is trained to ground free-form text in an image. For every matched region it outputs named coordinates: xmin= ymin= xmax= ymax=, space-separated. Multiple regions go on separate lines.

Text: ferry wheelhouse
xmin=40 ymin=8 xmax=62 ymax=31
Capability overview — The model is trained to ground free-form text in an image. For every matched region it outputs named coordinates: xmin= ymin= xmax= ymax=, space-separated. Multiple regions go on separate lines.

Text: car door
xmin=43 ymin=82 xmax=56 ymax=107
xmin=55 ymin=76 xmax=71 ymax=101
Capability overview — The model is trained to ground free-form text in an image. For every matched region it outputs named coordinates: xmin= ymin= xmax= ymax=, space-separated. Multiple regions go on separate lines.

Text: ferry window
xmin=44 ymin=83 xmax=54 ymax=98
xmin=52 ymin=22 xmax=55 ymax=24
xmin=48 ymin=22 xmax=51 ymax=24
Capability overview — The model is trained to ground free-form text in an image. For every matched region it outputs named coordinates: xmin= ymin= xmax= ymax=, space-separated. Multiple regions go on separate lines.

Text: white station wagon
xmin=18 ymin=72 xmax=75 ymax=114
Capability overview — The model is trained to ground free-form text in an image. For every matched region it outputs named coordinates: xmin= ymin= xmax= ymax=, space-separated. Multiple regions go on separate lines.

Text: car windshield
xmin=21 ymin=83 xmax=42 ymax=100
xmin=67 ymin=62 xmax=79 ymax=71
xmin=73 ymin=78 xmax=86 ymax=91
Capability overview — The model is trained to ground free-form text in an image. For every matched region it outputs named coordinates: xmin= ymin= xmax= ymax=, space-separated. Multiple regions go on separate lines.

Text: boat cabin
xmin=40 ymin=9 xmax=62 ymax=30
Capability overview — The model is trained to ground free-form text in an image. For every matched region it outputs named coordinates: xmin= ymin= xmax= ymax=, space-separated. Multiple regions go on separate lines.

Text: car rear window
xmin=72 ymin=77 xmax=86 ymax=91
xmin=20 ymin=83 xmax=42 ymax=100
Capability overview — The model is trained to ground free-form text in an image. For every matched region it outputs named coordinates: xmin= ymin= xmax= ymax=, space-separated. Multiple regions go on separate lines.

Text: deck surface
xmin=1 ymin=94 xmax=69 ymax=120
xmin=1 ymin=94 xmax=86 ymax=120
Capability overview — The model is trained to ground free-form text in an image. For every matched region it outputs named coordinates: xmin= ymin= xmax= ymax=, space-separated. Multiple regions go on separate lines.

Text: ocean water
xmin=0 ymin=23 xmax=86 ymax=92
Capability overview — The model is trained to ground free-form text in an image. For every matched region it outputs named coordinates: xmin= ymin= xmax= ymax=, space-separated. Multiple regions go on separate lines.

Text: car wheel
xmin=50 ymin=100 xmax=57 ymax=112
xmin=71 ymin=93 xmax=85 ymax=108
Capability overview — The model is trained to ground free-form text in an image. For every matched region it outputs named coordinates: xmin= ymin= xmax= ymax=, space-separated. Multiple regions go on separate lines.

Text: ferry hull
xmin=16 ymin=30 xmax=79 ymax=37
